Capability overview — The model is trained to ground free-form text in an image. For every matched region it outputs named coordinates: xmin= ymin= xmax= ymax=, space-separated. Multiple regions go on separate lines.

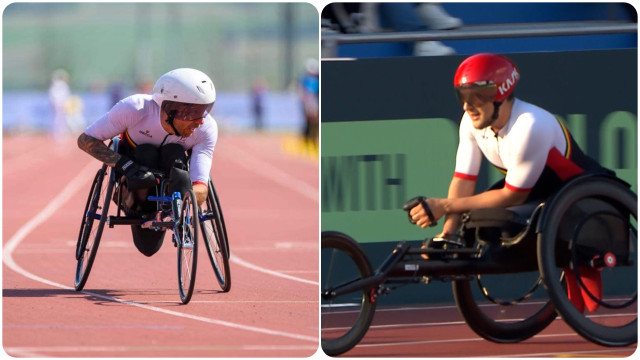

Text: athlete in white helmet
xmin=78 ymin=68 xmax=218 ymax=256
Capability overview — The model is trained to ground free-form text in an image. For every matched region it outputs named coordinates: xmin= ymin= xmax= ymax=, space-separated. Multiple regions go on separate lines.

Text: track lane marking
xmin=2 ymin=160 xmax=317 ymax=344
xmin=229 ymin=146 xmax=318 ymax=202
xmin=231 ymin=255 xmax=318 ymax=286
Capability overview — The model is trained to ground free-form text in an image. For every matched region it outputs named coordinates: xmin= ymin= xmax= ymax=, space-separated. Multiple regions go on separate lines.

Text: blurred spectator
xmin=48 ymin=69 xmax=71 ymax=139
xmin=415 ymin=3 xmax=463 ymax=30
xmin=299 ymin=58 xmax=319 ymax=150
xmin=323 ymin=3 xmax=462 ymax=56
xmin=251 ymin=78 xmax=268 ymax=131
xmin=372 ymin=3 xmax=461 ymax=56
xmin=108 ymin=80 xmax=125 ymax=107
xmin=64 ymin=95 xmax=86 ymax=134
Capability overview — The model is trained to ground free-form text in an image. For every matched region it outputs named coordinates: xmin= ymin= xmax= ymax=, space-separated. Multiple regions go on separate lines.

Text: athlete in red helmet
xmin=406 ymin=53 xmax=613 ymax=312
xmin=409 ymin=53 xmax=608 ymax=232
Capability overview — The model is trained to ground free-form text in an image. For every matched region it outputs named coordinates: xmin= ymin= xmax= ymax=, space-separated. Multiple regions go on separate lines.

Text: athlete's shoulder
xmin=117 ymin=94 xmax=155 ymax=111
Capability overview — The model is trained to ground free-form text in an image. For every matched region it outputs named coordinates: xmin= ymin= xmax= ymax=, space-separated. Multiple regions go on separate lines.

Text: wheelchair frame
xmin=321 ymin=173 xmax=637 ymax=356
xmin=74 ymin=137 xmax=231 ymax=303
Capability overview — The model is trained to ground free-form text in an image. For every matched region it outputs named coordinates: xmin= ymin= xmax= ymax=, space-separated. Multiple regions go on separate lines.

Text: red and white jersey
xmin=84 ymin=94 xmax=217 ymax=186
xmin=453 ymin=98 xmax=596 ymax=192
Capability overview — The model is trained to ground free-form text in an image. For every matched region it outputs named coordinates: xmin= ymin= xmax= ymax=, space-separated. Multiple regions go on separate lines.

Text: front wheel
xmin=321 ymin=231 xmax=376 ymax=356
xmin=177 ymin=190 xmax=199 ymax=304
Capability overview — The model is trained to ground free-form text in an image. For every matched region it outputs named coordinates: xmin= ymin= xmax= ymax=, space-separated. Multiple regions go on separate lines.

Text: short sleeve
xmin=453 ymin=116 xmax=483 ymax=181
xmin=84 ymin=97 xmax=142 ymax=141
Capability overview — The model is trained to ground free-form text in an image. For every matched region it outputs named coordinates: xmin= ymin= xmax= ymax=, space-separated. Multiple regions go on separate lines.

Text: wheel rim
xmin=178 ymin=191 xmax=197 ymax=302
xmin=538 ymin=179 xmax=637 ymax=346
xmin=201 ymin=196 xmax=228 ymax=287
xmin=75 ymin=168 xmax=110 ymax=289
xmin=321 ymin=234 xmax=376 ymax=355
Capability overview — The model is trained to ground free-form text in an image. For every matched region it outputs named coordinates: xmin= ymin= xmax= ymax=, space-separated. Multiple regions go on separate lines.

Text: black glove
xmin=115 ymin=156 xmax=156 ymax=190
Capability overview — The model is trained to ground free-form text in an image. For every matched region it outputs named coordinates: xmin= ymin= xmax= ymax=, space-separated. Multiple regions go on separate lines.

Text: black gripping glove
xmin=115 ymin=156 xmax=157 ymax=190
xmin=402 ymin=196 xmax=437 ymax=227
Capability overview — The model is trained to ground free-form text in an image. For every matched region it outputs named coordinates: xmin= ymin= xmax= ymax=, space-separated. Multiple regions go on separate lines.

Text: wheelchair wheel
xmin=321 ymin=231 xmax=376 ymax=356
xmin=75 ymin=165 xmax=114 ymax=291
xmin=177 ymin=189 xmax=199 ymax=304
xmin=538 ymin=176 xmax=637 ymax=346
xmin=200 ymin=179 xmax=231 ymax=292
xmin=453 ymin=272 xmax=557 ymax=343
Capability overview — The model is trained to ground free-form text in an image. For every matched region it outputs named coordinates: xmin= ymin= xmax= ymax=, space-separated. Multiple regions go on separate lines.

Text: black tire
xmin=177 ymin=189 xmax=199 ymax=304
xmin=75 ymin=165 xmax=113 ymax=291
xmin=321 ymin=231 xmax=376 ymax=356
xmin=538 ymin=176 xmax=637 ymax=346
xmin=200 ymin=179 xmax=231 ymax=292
xmin=453 ymin=274 xmax=557 ymax=342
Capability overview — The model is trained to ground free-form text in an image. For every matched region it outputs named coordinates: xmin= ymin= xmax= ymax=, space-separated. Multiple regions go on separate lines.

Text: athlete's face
xmin=456 ymin=86 xmax=497 ymax=129
xmin=173 ymin=117 xmax=205 ymax=137
xmin=462 ymin=100 xmax=495 ymax=129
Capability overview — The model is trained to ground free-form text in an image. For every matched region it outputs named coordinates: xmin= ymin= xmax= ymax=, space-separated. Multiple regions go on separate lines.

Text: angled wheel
xmin=177 ymin=189 xmax=199 ymax=304
xmin=538 ymin=176 xmax=637 ymax=346
xmin=75 ymin=164 xmax=114 ymax=291
xmin=200 ymin=179 xmax=231 ymax=292
xmin=321 ymin=231 xmax=376 ymax=356
xmin=453 ymin=271 xmax=557 ymax=342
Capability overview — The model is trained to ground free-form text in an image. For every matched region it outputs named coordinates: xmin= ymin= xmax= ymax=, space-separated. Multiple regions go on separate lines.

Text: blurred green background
xmin=3 ymin=2 xmax=319 ymax=133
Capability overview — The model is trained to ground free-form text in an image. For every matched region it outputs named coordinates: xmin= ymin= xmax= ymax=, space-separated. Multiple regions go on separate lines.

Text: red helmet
xmin=453 ymin=53 xmax=519 ymax=102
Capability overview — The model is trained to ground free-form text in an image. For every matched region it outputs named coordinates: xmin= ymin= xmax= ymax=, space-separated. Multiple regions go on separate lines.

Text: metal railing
xmin=321 ymin=21 xmax=638 ymax=58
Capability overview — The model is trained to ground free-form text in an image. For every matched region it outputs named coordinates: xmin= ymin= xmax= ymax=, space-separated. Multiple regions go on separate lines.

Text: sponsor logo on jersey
xmin=139 ymin=129 xmax=153 ymax=138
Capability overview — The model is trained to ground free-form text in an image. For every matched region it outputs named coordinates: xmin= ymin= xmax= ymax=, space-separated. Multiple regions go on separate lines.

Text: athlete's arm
xmin=188 ymin=118 xmax=217 ymax=206
xmin=438 ymin=176 xmax=476 ymax=235
xmin=77 ymin=132 xmax=122 ymax=167
xmin=411 ymin=185 xmax=529 ymax=229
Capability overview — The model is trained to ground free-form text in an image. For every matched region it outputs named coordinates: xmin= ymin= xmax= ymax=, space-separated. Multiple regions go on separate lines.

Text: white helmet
xmin=152 ymin=68 xmax=216 ymax=121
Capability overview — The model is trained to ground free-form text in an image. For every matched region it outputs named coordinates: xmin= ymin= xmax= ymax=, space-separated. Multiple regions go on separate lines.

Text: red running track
xmin=325 ymin=303 xmax=636 ymax=357
xmin=2 ymin=133 xmax=319 ymax=357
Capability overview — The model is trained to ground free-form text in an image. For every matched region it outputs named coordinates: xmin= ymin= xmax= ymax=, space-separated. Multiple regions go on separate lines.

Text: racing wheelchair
xmin=75 ymin=137 xmax=231 ymax=303
xmin=321 ymin=173 xmax=637 ymax=355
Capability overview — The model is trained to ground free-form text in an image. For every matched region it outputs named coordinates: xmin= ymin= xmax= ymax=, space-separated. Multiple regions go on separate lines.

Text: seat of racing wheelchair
xmin=461 ymin=201 xmax=542 ymax=248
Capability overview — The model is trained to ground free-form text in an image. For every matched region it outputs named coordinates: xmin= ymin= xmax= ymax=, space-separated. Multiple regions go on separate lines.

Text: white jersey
xmin=454 ymin=98 xmax=589 ymax=192
xmin=85 ymin=94 xmax=217 ymax=186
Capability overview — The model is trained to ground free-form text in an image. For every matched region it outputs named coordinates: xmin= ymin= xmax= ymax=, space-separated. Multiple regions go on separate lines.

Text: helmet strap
xmin=166 ymin=111 xmax=182 ymax=137
xmin=491 ymin=101 xmax=503 ymax=121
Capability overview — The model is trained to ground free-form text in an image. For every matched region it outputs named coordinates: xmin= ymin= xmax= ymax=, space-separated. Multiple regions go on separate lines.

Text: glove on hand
xmin=115 ymin=156 xmax=156 ymax=190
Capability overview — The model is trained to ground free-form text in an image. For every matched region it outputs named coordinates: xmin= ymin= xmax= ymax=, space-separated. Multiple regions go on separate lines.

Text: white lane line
xmin=230 ymin=146 xmax=318 ymax=202
xmin=2 ymin=161 xmax=317 ymax=344
xmin=231 ymin=254 xmax=319 ymax=286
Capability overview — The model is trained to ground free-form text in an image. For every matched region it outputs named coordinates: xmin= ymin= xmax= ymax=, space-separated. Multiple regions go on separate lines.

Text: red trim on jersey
xmin=192 ymin=181 xmax=208 ymax=187
xmin=454 ymin=172 xmax=478 ymax=181
xmin=505 ymin=182 xmax=531 ymax=192
xmin=546 ymin=147 xmax=585 ymax=181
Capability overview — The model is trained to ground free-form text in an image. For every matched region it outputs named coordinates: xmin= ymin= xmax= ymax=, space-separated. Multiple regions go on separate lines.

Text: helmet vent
xmin=196 ymin=85 xmax=205 ymax=94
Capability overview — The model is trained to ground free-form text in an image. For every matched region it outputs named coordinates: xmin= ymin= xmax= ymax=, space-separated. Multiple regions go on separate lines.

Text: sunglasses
xmin=163 ymin=101 xmax=214 ymax=121
xmin=455 ymin=85 xmax=497 ymax=107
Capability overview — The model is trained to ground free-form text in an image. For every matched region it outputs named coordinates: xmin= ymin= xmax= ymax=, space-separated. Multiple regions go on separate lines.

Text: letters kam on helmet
xmin=152 ymin=68 xmax=216 ymax=121
xmin=453 ymin=53 xmax=520 ymax=103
